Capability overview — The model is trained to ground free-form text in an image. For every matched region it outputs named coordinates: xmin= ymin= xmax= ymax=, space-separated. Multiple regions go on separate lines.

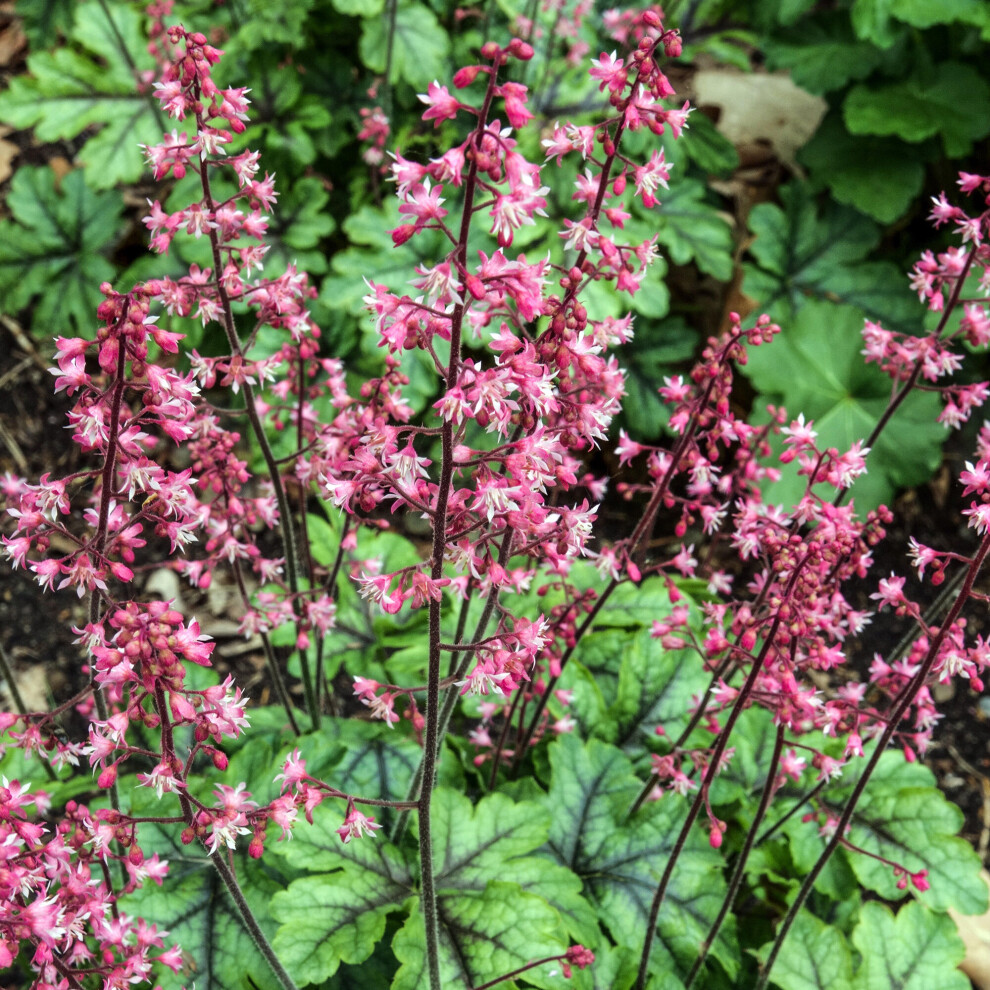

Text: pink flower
xmin=589 ymin=51 xmax=626 ymax=94
xmin=337 ymin=804 xmax=382 ymax=843
xmin=417 ymin=81 xmax=463 ymax=126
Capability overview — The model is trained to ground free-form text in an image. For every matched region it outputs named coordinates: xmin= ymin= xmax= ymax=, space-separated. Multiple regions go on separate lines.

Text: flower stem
xmin=685 ymin=726 xmax=784 ymax=989
xmin=210 ymin=850 xmax=300 ymax=990
xmin=196 ymin=137 xmax=318 ymax=728
xmin=754 ymin=531 xmax=990 ymax=989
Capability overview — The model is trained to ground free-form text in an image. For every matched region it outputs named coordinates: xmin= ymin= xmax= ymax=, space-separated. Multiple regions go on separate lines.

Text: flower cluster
xmin=4 ymin=1 xmax=990 ymax=986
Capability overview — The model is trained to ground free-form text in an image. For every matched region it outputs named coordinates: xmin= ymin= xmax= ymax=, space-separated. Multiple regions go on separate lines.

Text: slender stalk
xmin=835 ymin=244 xmax=977 ymax=510
xmin=381 ymin=0 xmax=399 ymax=124
xmin=0 ymin=641 xmax=57 ymax=783
xmin=150 ymin=679 xmax=297 ymax=990
xmin=685 ymin=726 xmax=784 ymax=989
xmin=635 ymin=553 xmax=814 ymax=990
xmin=471 ymin=955 xmax=565 ymax=990
xmin=88 ymin=322 xmax=131 ymax=820
xmin=316 ymin=516 xmax=351 ymax=714
xmin=754 ymin=780 xmax=826 ymax=847
xmin=415 ymin=60 xmax=504 ymax=990
xmin=96 ymin=0 xmax=168 ymax=132
xmin=230 ymin=559 xmax=301 ymax=735
xmin=755 ymin=533 xmax=990 ymax=990
xmin=195 ymin=127 xmax=318 ymax=728
xmin=210 ymin=851 xmax=300 ymax=990
xmin=0 ymin=639 xmax=33 ymax=719
xmin=510 ymin=579 xmax=618 ymax=770
xmin=393 ymin=526 xmax=514 ymax=844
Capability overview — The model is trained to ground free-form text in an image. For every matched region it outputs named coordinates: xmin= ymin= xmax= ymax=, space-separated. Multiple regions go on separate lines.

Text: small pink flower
xmin=337 ymin=803 xmax=382 ymax=844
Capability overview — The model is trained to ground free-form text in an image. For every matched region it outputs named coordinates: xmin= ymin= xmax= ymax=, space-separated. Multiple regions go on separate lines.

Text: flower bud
xmin=452 ymin=65 xmax=483 ymax=88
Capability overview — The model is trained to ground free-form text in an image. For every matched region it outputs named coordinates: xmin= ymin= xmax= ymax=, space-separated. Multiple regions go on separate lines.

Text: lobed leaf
xmin=391 ymin=883 xmax=567 ymax=990
xmin=798 ymin=113 xmax=927 ymax=224
xmin=0 ymin=167 xmax=125 ymax=335
xmin=850 ymin=901 xmax=968 ymax=989
xmin=0 ymin=1 xmax=161 ymax=188
xmin=544 ymin=735 xmax=739 ymax=983
xmin=743 ymin=300 xmax=943 ymax=510
xmin=743 ymin=184 xmax=918 ymax=332
xmin=359 ymin=4 xmax=450 ymax=90
xmin=757 ymin=910 xmax=854 ymax=990
xmin=844 ymin=62 xmax=990 ymax=158
xmin=121 ymin=790 xmax=286 ymax=990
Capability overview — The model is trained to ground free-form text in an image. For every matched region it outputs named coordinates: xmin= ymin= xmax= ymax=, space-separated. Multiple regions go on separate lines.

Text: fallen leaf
xmin=951 ymin=871 xmax=990 ymax=989
xmin=693 ymin=69 xmax=827 ymax=168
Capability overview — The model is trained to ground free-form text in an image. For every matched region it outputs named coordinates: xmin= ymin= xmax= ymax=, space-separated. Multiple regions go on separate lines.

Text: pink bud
xmin=453 ymin=65 xmax=483 ymax=88
xmin=169 ymin=692 xmax=197 ymax=722
xmin=98 ymin=765 xmax=117 ymax=788
xmin=391 ymin=224 xmax=417 ymax=246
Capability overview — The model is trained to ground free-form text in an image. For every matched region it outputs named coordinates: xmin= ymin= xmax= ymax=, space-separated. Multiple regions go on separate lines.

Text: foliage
xmin=744 ymin=301 xmax=944 ymax=509
xmin=1 ymin=1 xmax=162 ymax=188
xmin=2 ymin=4 xmax=990 ymax=990
xmin=757 ymin=0 xmax=990 ymax=224
xmin=0 ymin=166 xmax=126 ymax=334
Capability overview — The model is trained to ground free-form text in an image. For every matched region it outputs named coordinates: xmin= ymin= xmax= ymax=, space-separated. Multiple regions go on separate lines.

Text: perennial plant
xmin=2 ymin=4 xmax=990 ymax=990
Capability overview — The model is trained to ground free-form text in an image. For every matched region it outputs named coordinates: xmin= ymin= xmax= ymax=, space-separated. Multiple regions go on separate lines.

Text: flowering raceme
xmin=3 ymin=4 xmax=990 ymax=989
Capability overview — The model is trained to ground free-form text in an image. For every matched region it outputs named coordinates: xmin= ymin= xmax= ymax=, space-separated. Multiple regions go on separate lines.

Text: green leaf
xmin=849 ymin=786 xmax=987 ymax=913
xmin=333 ymin=0 xmax=384 ymax=15
xmin=742 ymin=183 xmax=919 ymax=331
xmin=890 ymin=0 xmax=990 ymax=30
xmin=851 ymin=901 xmax=968 ymax=989
xmin=844 ymin=62 xmax=990 ymax=157
xmin=757 ymin=910 xmax=854 ymax=990
xmin=320 ymin=718 xmax=424 ymax=807
xmin=653 ymin=179 xmax=734 ymax=281
xmin=0 ymin=167 xmax=125 ymax=335
xmin=265 ymin=176 xmax=336 ymax=275
xmin=424 ymin=788 xmax=598 ymax=944
xmin=230 ymin=0 xmax=316 ymax=49
xmin=606 ymin=628 xmax=711 ymax=756
xmin=0 ymin=2 xmax=161 ymax=188
xmin=763 ymin=14 xmax=887 ymax=93
xmin=320 ymin=202 xmax=443 ymax=317
xmin=14 ymin=0 xmax=73 ymax=48
xmin=802 ymin=752 xmax=989 ymax=915
xmin=572 ymin=629 xmax=627 ymax=710
xmin=682 ymin=111 xmax=740 ymax=176
xmin=272 ymin=829 xmax=413 ymax=985
xmin=391 ymin=883 xmax=567 ymax=990
xmin=743 ymin=301 xmax=943 ymax=509
xmin=620 ymin=318 xmax=698 ymax=439
xmin=851 ymin=0 xmax=904 ymax=47
xmin=273 ymin=787 xmax=582 ymax=985
xmin=544 ymin=735 xmax=738 ymax=983
xmin=360 ymin=4 xmax=451 ymax=90
xmin=798 ymin=114 xmax=926 ymax=224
